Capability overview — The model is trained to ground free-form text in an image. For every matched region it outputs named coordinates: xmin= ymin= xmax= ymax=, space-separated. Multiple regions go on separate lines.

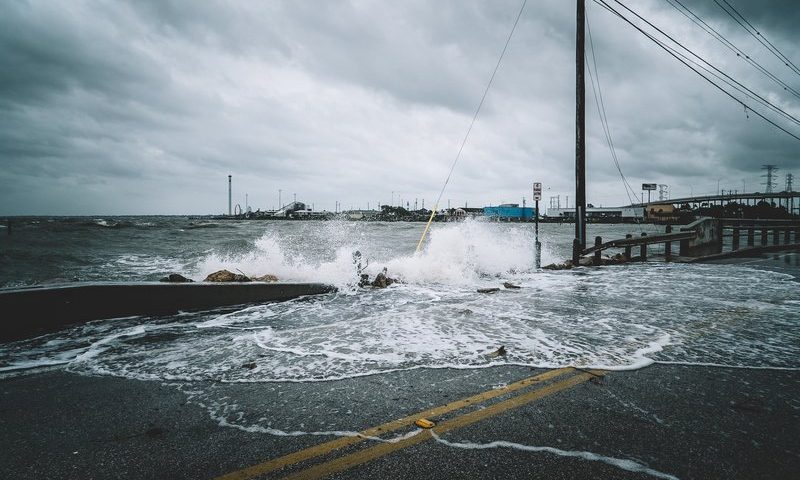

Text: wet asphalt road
xmin=1 ymin=363 xmax=798 ymax=480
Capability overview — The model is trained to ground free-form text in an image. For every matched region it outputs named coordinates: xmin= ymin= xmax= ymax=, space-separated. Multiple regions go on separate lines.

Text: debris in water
xmin=487 ymin=346 xmax=507 ymax=358
xmin=477 ymin=288 xmax=500 ymax=294
xmin=502 ymin=282 xmax=521 ymax=289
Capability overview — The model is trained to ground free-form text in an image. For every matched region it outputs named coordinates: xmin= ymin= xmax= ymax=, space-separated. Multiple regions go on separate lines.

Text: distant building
xmin=273 ymin=201 xmax=307 ymax=218
xmin=484 ymin=203 xmax=535 ymax=221
xmin=645 ymin=203 xmax=679 ymax=222
xmin=546 ymin=206 xmax=644 ymax=221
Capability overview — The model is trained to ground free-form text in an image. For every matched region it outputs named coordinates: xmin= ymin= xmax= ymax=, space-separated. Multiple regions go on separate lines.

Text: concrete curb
xmin=0 ymin=282 xmax=337 ymax=342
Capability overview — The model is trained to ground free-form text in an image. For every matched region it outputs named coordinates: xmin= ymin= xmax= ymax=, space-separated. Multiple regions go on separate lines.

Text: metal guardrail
xmin=582 ymin=231 xmax=695 ymax=255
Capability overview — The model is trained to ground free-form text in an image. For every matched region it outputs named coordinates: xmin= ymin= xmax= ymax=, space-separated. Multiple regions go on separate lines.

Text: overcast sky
xmin=1 ymin=0 xmax=798 ymax=215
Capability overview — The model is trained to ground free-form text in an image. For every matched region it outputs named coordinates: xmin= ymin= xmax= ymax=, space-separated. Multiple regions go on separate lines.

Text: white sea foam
xmin=1 ymin=221 xmax=798 ymax=385
xmin=193 ymin=220 xmax=557 ymax=288
xmin=431 ymin=431 xmax=680 ymax=480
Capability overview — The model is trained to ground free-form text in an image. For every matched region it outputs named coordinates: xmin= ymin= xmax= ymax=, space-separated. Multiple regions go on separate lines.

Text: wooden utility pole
xmin=575 ymin=0 xmax=586 ymax=252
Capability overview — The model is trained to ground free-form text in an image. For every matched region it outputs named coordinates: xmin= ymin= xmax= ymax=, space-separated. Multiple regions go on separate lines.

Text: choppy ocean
xmin=1 ymin=216 xmax=798 ymax=380
xmin=2 ymin=216 xmax=798 ymax=440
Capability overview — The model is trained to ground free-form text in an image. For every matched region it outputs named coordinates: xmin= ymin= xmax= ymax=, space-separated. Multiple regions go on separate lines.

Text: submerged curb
xmin=0 ymin=282 xmax=337 ymax=342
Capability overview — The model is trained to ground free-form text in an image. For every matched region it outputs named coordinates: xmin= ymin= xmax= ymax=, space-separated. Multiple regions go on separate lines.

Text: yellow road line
xmin=284 ymin=370 xmax=604 ymax=480
xmin=215 ymin=367 xmax=574 ymax=480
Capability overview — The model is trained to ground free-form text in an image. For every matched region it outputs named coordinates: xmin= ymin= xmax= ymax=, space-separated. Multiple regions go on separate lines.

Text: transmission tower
xmin=658 ymin=184 xmax=669 ymax=201
xmin=786 ymin=173 xmax=794 ymax=192
xmin=762 ymin=165 xmax=778 ymax=193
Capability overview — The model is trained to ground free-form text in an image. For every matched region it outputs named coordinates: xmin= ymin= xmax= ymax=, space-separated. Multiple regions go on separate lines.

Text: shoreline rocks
xmin=204 ymin=270 xmax=251 ymax=282
xmin=251 ymin=274 xmax=278 ymax=282
xmin=159 ymin=273 xmax=193 ymax=283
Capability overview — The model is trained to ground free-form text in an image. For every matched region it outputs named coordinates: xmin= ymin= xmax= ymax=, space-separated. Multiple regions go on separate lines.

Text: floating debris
xmin=487 ymin=346 xmax=507 ymax=358
xmin=477 ymin=288 xmax=500 ymax=294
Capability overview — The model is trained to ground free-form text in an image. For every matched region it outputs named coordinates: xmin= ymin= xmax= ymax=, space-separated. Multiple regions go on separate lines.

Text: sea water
xmin=2 ymin=216 xmax=796 ymax=478
xmin=1 ymin=216 xmax=798 ymax=381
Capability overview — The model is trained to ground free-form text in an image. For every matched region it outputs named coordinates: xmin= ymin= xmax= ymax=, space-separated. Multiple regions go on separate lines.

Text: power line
xmin=608 ymin=0 xmax=800 ymax=129
xmin=715 ymin=0 xmax=800 ymax=77
xmin=664 ymin=0 xmax=800 ymax=100
xmin=585 ymin=11 xmax=638 ymax=204
xmin=593 ymin=0 xmax=800 ymax=143
xmin=431 ymin=0 xmax=528 ymax=211
xmin=416 ymin=0 xmax=527 ymax=252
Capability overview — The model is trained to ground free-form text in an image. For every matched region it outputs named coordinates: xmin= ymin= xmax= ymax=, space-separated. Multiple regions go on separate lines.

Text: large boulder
xmin=204 ymin=269 xmax=251 ymax=282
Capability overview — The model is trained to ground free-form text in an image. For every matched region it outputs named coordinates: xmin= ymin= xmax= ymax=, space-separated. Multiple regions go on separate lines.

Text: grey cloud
xmin=0 ymin=0 xmax=798 ymax=214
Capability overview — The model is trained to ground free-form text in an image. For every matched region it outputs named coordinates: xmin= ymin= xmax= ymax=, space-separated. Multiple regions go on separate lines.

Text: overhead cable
xmin=416 ymin=0 xmax=528 ymax=252
xmin=610 ymin=0 xmax=800 ymax=128
xmin=585 ymin=11 xmax=638 ymax=204
xmin=664 ymin=0 xmax=800 ymax=100
xmin=593 ymin=0 xmax=800 ymax=143
xmin=714 ymin=0 xmax=800 ymax=77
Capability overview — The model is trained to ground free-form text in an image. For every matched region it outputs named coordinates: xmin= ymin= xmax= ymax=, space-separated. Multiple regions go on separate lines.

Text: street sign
xmin=642 ymin=183 xmax=657 ymax=191
xmin=533 ymin=182 xmax=542 ymax=201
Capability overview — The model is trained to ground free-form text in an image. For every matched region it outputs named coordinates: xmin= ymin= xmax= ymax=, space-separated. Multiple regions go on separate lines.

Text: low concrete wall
xmin=0 ymin=282 xmax=336 ymax=342
xmin=680 ymin=217 xmax=722 ymax=257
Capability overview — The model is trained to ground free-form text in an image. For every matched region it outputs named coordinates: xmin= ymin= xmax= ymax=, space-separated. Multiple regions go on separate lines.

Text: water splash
xmin=193 ymin=219 xmax=556 ymax=287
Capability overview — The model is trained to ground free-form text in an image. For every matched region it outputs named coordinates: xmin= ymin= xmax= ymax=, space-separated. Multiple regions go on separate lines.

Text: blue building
xmin=483 ymin=204 xmax=535 ymax=221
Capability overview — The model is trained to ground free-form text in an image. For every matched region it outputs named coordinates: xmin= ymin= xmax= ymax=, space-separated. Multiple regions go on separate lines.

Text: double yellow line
xmin=217 ymin=367 xmax=603 ymax=480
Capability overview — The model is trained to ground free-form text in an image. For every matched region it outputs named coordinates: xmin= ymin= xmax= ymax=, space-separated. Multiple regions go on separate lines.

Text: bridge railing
xmin=573 ymin=217 xmax=800 ymax=265
xmin=720 ymin=218 xmax=800 ymax=251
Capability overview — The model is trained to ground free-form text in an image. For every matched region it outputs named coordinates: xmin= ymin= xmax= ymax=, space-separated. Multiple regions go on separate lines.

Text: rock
xmin=502 ymin=282 xmax=521 ymax=289
xmin=242 ymin=362 xmax=257 ymax=370
xmin=371 ymin=271 xmax=395 ymax=288
xmin=358 ymin=274 xmax=371 ymax=288
xmin=370 ymin=268 xmax=397 ymax=288
xmin=543 ymin=262 xmax=573 ymax=270
xmin=488 ymin=346 xmax=507 ymax=357
xmin=477 ymin=288 xmax=500 ymax=294
xmin=159 ymin=273 xmax=193 ymax=283
xmin=251 ymin=274 xmax=278 ymax=282
xmin=601 ymin=254 xmax=627 ymax=266
xmin=578 ymin=256 xmax=595 ymax=267
xmin=204 ymin=269 xmax=251 ymax=282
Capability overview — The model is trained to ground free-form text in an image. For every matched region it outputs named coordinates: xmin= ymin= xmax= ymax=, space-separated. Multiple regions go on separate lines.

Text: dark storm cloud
xmin=0 ymin=0 xmax=798 ymax=214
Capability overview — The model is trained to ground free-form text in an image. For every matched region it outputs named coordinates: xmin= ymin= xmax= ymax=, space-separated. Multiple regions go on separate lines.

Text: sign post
xmin=642 ymin=183 xmax=657 ymax=204
xmin=533 ymin=182 xmax=542 ymax=268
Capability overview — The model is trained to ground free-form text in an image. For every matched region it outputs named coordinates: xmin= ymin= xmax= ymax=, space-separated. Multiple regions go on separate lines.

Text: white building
xmin=546 ymin=206 xmax=644 ymax=221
